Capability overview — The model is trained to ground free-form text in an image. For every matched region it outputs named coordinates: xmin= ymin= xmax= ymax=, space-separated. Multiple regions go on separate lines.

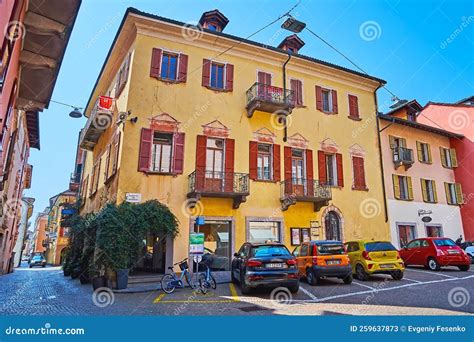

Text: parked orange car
xmin=292 ymin=240 xmax=353 ymax=285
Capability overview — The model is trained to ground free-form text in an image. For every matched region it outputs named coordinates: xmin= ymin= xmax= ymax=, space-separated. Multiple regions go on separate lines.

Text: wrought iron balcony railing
xmin=187 ymin=170 xmax=250 ymax=209
xmin=245 ymin=82 xmax=295 ymax=117
xmin=280 ymin=178 xmax=332 ymax=211
xmin=393 ymin=146 xmax=414 ymax=168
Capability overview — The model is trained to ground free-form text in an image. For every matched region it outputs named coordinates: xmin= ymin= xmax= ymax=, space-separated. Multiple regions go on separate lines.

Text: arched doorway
xmin=325 ymin=211 xmax=342 ymax=241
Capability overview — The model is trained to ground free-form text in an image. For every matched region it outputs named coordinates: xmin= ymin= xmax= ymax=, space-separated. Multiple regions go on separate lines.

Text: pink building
xmin=0 ymin=0 xmax=81 ymax=274
xmin=379 ymin=101 xmax=464 ymax=248
xmin=417 ymin=97 xmax=474 ymax=241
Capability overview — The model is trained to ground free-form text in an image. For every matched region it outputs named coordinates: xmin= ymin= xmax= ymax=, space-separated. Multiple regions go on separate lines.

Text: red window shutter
xmin=336 ymin=153 xmax=344 ymax=187
xmin=349 ymin=95 xmax=359 ymax=118
xmin=177 ymin=54 xmax=188 ymax=83
xmin=332 ymin=90 xmax=338 ymax=113
xmin=318 ymin=150 xmax=327 ymax=184
xmin=225 ymin=64 xmax=234 ymax=91
xmin=173 ymin=132 xmax=185 ymax=174
xmin=195 ymin=135 xmax=207 ymax=191
xmin=290 ymin=79 xmax=302 ymax=106
xmin=306 ymin=149 xmax=314 ymax=195
xmin=224 ymin=139 xmax=235 ymax=192
xmin=249 ymin=141 xmax=258 ymax=180
xmin=273 ymin=144 xmax=281 ymax=181
xmin=150 ymin=48 xmax=162 ymax=78
xmin=104 ymin=144 xmax=111 ymax=180
xmin=284 ymin=147 xmax=292 ymax=181
xmin=138 ymin=128 xmax=153 ymax=172
xmin=353 ymin=156 xmax=366 ymax=189
xmin=316 ymin=86 xmax=323 ymax=111
xmin=297 ymin=80 xmax=303 ymax=105
xmin=258 ymin=72 xmax=271 ymax=85
xmin=202 ymin=59 xmax=211 ymax=87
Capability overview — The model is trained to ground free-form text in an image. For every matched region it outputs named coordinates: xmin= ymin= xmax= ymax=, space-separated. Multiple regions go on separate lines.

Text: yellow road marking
xmin=229 ymin=283 xmax=240 ymax=302
xmin=153 ymin=293 xmax=166 ymax=303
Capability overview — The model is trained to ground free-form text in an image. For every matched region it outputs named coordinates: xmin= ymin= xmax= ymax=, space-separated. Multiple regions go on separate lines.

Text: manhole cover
xmin=238 ymin=305 xmax=269 ymax=312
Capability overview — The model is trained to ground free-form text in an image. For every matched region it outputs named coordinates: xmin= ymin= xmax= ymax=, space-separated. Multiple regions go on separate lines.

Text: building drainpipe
xmin=282 ymin=52 xmax=292 ymax=142
xmin=374 ymin=82 xmax=389 ymax=223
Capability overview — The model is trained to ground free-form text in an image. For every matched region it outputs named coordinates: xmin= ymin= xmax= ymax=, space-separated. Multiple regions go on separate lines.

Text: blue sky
xmin=24 ymin=0 xmax=473 ymax=220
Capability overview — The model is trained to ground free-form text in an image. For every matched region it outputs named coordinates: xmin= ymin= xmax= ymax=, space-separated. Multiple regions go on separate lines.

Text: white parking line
xmin=288 ymin=274 xmax=474 ymax=303
xmin=403 ymin=277 xmax=422 ymax=283
xmin=352 ymin=281 xmax=376 ymax=290
xmin=405 ymin=268 xmax=455 ymax=278
xmin=299 ymin=286 xmax=318 ymax=300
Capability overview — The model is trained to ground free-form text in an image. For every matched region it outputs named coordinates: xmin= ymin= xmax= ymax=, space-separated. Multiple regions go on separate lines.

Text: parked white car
xmin=465 ymin=246 xmax=474 ymax=264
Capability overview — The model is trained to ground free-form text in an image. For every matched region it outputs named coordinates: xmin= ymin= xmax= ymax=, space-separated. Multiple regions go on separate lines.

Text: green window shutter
xmin=450 ymin=148 xmax=458 ymax=167
xmin=421 ymin=179 xmax=428 ymax=202
xmin=440 ymin=147 xmax=447 ymax=167
xmin=392 ymin=174 xmax=400 ymax=199
xmin=407 ymin=176 xmax=414 ymax=200
xmin=432 ymin=180 xmax=438 ymax=203
xmin=444 ymin=182 xmax=451 ymax=204
xmin=455 ymin=183 xmax=463 ymax=204
xmin=401 ymin=138 xmax=407 ymax=147
xmin=427 ymin=144 xmax=432 ymax=163
xmin=389 ymin=136 xmax=396 ymax=149
xmin=416 ymin=141 xmax=423 ymax=162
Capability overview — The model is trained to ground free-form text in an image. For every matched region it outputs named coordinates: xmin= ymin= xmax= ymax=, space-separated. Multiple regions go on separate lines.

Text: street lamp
xmin=50 ymin=100 xmax=83 ymax=118
xmin=281 ymin=16 xmax=306 ymax=33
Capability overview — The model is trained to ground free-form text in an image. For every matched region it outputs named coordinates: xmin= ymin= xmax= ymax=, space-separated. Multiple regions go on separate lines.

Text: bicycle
xmin=161 ymin=259 xmax=198 ymax=294
xmin=198 ymin=264 xmax=217 ymax=294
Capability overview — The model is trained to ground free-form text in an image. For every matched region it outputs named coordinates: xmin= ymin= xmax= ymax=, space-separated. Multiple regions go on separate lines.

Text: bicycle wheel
xmin=184 ymin=271 xmax=196 ymax=290
xmin=161 ymin=274 xmax=176 ymax=294
xmin=209 ymin=274 xmax=217 ymax=289
xmin=198 ymin=273 xmax=208 ymax=294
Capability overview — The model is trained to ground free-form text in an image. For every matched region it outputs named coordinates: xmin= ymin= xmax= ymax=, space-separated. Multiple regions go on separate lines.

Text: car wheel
xmin=427 ymin=257 xmax=441 ymax=271
xmin=343 ymin=274 xmax=353 ymax=284
xmin=42 ymin=265 xmax=46 ymax=268
xmin=306 ymin=268 xmax=317 ymax=286
xmin=29 ymin=265 xmax=32 ymax=268
xmin=288 ymin=284 xmax=299 ymax=293
xmin=356 ymin=264 xmax=369 ymax=281
xmin=240 ymin=273 xmax=251 ymax=295
xmin=458 ymin=265 xmax=470 ymax=271
xmin=469 ymin=255 xmax=474 ymax=264
xmin=391 ymin=270 xmax=404 ymax=280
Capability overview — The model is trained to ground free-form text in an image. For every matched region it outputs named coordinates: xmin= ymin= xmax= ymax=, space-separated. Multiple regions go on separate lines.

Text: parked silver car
xmin=29 ymin=255 xmax=46 ymax=268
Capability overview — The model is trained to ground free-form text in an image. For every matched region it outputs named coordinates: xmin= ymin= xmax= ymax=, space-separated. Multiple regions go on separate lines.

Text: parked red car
xmin=399 ymin=237 xmax=471 ymax=271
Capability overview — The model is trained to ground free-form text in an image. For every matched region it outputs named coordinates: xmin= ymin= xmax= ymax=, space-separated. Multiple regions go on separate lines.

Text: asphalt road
xmin=1 ymin=263 xmax=472 ymax=315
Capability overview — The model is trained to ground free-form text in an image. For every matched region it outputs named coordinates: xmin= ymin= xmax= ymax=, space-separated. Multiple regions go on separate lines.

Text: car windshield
xmin=433 ymin=239 xmax=456 ymax=247
xmin=365 ymin=242 xmax=396 ymax=252
xmin=317 ymin=244 xmax=345 ymax=255
xmin=32 ymin=256 xmax=42 ymax=260
xmin=251 ymin=245 xmax=290 ymax=257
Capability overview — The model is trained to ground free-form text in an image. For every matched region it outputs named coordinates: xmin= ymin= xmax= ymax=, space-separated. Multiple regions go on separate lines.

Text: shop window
xmin=248 ymin=221 xmax=280 ymax=243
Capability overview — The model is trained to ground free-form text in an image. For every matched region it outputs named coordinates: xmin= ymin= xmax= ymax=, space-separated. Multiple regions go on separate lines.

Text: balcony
xmin=393 ymin=147 xmax=414 ymax=170
xmin=280 ymin=179 xmax=332 ymax=211
xmin=187 ymin=170 xmax=250 ymax=209
xmin=246 ymin=82 xmax=295 ymax=118
xmin=79 ymin=96 xmax=115 ymax=151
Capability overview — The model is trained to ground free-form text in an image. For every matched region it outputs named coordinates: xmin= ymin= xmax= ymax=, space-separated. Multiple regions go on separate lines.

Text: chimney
xmin=278 ymin=34 xmax=305 ymax=54
xmin=199 ymin=9 xmax=229 ymax=32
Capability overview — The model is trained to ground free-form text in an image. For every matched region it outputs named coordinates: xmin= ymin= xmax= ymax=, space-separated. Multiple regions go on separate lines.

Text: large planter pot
xmin=116 ymin=269 xmax=129 ymax=290
xmin=91 ymin=276 xmax=106 ymax=290
xmin=71 ymin=267 xmax=81 ymax=279
xmin=79 ymin=273 xmax=90 ymax=284
xmin=63 ymin=268 xmax=71 ymax=277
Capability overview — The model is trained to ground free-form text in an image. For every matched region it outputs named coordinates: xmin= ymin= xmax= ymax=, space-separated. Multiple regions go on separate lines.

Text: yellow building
xmin=45 ymin=190 xmax=77 ymax=265
xmin=78 ymin=8 xmax=389 ymax=273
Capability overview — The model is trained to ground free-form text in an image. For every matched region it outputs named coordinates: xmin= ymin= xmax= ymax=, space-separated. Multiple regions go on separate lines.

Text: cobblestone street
xmin=1 ymin=263 xmax=473 ymax=316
